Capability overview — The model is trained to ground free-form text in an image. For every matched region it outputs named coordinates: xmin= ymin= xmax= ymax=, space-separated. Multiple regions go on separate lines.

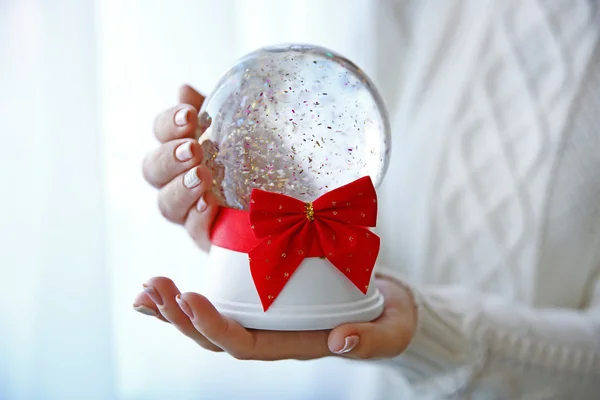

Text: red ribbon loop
xmin=211 ymin=176 xmax=381 ymax=311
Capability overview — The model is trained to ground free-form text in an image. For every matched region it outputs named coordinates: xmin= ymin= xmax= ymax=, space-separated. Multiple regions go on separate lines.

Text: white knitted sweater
xmin=373 ymin=0 xmax=600 ymax=398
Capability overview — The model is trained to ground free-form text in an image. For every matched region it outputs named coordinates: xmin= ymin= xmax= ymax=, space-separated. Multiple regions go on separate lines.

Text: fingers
xmin=143 ymin=277 xmax=222 ymax=352
xmin=136 ymin=275 xmax=415 ymax=361
xmin=178 ymin=84 xmax=205 ymax=110
xmin=327 ymin=278 xmax=416 ymax=359
xmin=177 ymin=292 xmax=330 ymax=361
xmin=132 ymin=291 xmax=169 ymax=322
xmin=154 ymin=104 xmax=198 ymax=143
xmin=153 ymin=85 xmax=205 ymax=143
xmin=142 ymin=139 xmax=204 ymax=188
xmin=157 ymin=166 xmax=213 ymax=224
xmin=184 ymin=191 xmax=220 ymax=252
xmin=175 ymin=292 xmax=254 ymax=359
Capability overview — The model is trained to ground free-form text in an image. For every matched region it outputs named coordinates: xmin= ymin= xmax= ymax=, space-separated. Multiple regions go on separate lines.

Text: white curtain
xmin=0 ymin=0 xmax=395 ymax=398
xmin=1 ymin=0 xmax=115 ymax=398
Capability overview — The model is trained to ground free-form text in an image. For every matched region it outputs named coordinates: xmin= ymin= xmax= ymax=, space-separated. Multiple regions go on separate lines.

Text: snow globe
xmin=196 ymin=44 xmax=390 ymax=330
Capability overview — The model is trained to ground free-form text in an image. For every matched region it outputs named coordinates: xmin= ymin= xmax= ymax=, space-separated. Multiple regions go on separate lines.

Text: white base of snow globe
xmin=203 ymin=245 xmax=385 ymax=331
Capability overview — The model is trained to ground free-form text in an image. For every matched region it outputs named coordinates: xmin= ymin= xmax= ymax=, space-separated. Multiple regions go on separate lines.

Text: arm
xmin=378 ymin=266 xmax=600 ymax=398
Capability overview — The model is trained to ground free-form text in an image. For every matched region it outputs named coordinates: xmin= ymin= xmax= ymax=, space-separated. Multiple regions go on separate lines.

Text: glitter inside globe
xmin=196 ymin=44 xmax=391 ymax=210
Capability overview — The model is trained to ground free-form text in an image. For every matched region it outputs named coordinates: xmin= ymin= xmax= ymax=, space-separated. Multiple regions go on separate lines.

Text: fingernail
xmin=174 ymin=108 xmax=190 ymax=126
xmin=197 ymin=195 xmax=207 ymax=212
xmin=143 ymin=283 xmax=163 ymax=306
xmin=335 ymin=335 xmax=359 ymax=354
xmin=183 ymin=167 xmax=201 ymax=188
xmin=176 ymin=294 xmax=194 ymax=319
xmin=175 ymin=141 xmax=193 ymax=162
xmin=133 ymin=304 xmax=158 ymax=317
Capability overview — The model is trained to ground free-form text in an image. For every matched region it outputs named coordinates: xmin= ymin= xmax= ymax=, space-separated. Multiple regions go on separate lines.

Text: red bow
xmin=210 ymin=177 xmax=380 ymax=311
xmin=245 ymin=176 xmax=381 ymax=310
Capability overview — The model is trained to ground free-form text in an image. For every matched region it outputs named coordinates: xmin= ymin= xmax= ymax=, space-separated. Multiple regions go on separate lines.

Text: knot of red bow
xmin=211 ymin=176 xmax=381 ymax=311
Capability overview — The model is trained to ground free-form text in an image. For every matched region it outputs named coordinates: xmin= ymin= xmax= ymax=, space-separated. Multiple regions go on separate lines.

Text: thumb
xmin=328 ymin=278 xmax=416 ymax=359
xmin=328 ymin=314 xmax=408 ymax=359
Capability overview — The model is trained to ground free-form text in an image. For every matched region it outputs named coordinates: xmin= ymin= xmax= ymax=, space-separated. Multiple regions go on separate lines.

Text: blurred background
xmin=0 ymin=0 xmax=403 ymax=398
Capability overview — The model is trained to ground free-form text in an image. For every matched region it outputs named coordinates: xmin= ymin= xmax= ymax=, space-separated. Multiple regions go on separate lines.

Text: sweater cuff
xmin=375 ymin=267 xmax=486 ymax=393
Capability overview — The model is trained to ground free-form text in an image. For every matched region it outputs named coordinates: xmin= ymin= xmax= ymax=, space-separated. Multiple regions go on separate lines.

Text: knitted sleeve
xmin=377 ymin=267 xmax=600 ymax=398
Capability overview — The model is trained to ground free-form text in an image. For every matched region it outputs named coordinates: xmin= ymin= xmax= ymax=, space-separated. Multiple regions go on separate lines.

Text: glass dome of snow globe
xmin=196 ymin=43 xmax=391 ymax=210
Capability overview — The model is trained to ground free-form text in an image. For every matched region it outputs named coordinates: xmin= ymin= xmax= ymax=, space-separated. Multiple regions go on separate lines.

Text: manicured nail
xmin=175 ymin=141 xmax=193 ymax=161
xmin=143 ymin=283 xmax=163 ymax=306
xmin=174 ymin=108 xmax=190 ymax=126
xmin=336 ymin=335 xmax=359 ymax=354
xmin=183 ymin=167 xmax=201 ymax=188
xmin=133 ymin=304 xmax=158 ymax=317
xmin=197 ymin=195 xmax=207 ymax=212
xmin=176 ymin=294 xmax=194 ymax=319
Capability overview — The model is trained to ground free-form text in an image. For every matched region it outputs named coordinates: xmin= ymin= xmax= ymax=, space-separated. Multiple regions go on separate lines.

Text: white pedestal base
xmin=204 ymin=245 xmax=385 ymax=331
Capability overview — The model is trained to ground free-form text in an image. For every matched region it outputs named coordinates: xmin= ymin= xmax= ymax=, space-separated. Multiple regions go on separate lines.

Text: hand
xmin=132 ymin=275 xmax=417 ymax=360
xmin=142 ymin=85 xmax=219 ymax=252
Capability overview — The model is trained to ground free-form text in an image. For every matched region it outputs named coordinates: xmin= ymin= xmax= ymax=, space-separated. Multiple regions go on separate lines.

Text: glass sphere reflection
xmin=196 ymin=44 xmax=391 ymax=210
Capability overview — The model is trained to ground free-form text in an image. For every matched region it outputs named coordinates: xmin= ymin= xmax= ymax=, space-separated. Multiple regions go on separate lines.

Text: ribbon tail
xmin=249 ymin=222 xmax=313 ymax=311
xmin=315 ymin=220 xmax=380 ymax=294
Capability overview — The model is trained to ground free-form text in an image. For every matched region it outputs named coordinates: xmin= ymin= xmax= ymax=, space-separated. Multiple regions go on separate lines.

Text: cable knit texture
xmin=373 ymin=0 xmax=600 ymax=398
